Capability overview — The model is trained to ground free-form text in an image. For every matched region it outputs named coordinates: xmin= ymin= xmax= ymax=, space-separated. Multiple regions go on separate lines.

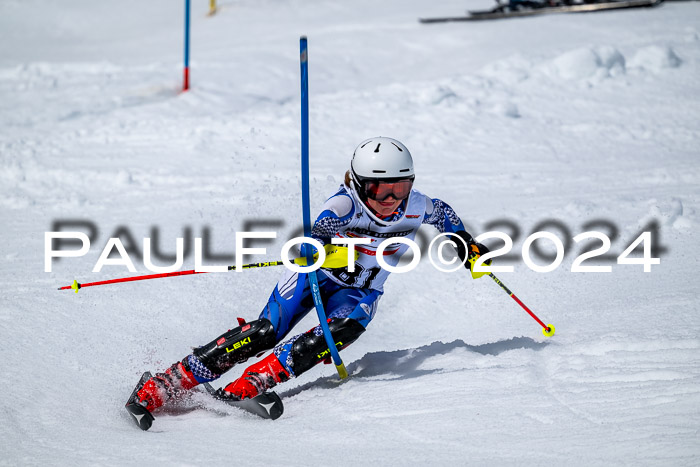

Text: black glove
xmin=454 ymin=230 xmax=491 ymax=271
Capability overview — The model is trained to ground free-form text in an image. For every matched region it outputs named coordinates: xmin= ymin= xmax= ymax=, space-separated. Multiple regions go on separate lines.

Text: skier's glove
xmin=454 ymin=231 xmax=491 ymax=279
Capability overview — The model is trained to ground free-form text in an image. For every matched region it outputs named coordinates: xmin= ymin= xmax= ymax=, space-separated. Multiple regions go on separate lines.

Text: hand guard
xmin=454 ymin=231 xmax=492 ymax=279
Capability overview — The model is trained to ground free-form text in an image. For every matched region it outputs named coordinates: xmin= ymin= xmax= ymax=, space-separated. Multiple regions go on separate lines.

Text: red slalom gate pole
xmin=487 ymin=272 xmax=556 ymax=337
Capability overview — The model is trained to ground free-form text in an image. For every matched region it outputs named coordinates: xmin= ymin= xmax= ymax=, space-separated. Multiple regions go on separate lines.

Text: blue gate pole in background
xmin=183 ymin=0 xmax=190 ymax=91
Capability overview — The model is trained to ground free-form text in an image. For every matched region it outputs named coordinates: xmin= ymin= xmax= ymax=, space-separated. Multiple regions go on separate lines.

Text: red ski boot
xmin=139 ymin=360 xmax=199 ymax=410
xmin=126 ymin=360 xmax=199 ymax=430
xmin=223 ymin=353 xmax=291 ymax=400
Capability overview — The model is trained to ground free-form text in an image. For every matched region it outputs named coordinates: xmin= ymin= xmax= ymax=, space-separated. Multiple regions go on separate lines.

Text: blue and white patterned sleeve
xmin=422 ymin=197 xmax=466 ymax=233
xmin=310 ymin=188 xmax=355 ymax=243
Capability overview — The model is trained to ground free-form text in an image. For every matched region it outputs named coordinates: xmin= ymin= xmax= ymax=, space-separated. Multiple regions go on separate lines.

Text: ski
xmin=125 ymin=371 xmax=156 ymax=431
xmin=125 ymin=374 xmax=283 ymax=431
xmin=203 ymin=382 xmax=284 ymax=420
xmin=419 ymin=0 xmax=662 ymax=23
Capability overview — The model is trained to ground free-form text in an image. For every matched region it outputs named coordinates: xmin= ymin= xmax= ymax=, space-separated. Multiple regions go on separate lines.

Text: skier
xmin=126 ymin=137 xmax=490 ymax=427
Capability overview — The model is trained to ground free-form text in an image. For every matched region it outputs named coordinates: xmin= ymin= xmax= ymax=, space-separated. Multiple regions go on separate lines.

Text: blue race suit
xmin=257 ymin=184 xmax=468 ymax=376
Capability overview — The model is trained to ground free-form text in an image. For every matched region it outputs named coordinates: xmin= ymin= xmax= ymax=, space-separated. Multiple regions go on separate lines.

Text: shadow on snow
xmin=152 ymin=336 xmax=548 ymax=419
xmin=279 ymin=336 xmax=549 ymax=399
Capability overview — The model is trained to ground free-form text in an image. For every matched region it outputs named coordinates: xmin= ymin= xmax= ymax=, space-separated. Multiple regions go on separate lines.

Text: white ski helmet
xmin=350 ymin=137 xmax=415 ymax=225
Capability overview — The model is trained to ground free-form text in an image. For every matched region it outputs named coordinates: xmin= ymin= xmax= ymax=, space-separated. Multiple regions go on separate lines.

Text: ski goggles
xmin=360 ymin=177 xmax=414 ymax=202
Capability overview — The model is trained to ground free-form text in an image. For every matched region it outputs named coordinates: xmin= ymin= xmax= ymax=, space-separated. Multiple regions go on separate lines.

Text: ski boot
xmin=125 ymin=359 xmax=199 ymax=431
xmin=124 ymin=318 xmax=278 ymax=430
xmin=125 ymin=372 xmax=155 ymax=431
xmin=222 ymin=352 xmax=291 ymax=400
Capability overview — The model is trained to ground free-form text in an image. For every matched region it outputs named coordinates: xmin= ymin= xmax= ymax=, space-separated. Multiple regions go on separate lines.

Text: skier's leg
xmin=275 ymin=287 xmax=381 ymax=375
xmin=192 ymin=317 xmax=278 ymax=374
xmin=222 ymin=287 xmax=381 ymax=399
xmin=258 ymin=268 xmax=319 ymax=341
xmin=132 ymin=317 xmax=278 ymax=412
xmin=131 ymin=269 xmax=318 ymax=412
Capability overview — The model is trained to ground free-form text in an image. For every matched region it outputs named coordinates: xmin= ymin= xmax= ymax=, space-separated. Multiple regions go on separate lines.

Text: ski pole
xmin=299 ymin=36 xmax=348 ymax=380
xmin=58 ymin=245 xmax=356 ymax=293
xmin=59 ymin=271 xmax=205 ymax=293
xmin=487 ymin=272 xmax=555 ymax=337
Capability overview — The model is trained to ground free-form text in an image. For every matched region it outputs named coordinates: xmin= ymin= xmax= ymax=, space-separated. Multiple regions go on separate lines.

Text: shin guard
xmin=276 ymin=318 xmax=365 ymax=377
xmin=193 ymin=318 xmax=277 ymax=375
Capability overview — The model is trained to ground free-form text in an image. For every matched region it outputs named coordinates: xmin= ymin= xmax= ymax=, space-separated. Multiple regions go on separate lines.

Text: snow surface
xmin=2 ymin=0 xmax=700 ymax=465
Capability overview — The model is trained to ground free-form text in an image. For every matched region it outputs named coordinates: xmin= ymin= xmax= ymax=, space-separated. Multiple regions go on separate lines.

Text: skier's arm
xmin=309 ymin=191 xmax=355 ymax=244
xmin=423 ymin=197 xmax=490 ymax=270
xmin=422 ymin=197 xmax=466 ymax=234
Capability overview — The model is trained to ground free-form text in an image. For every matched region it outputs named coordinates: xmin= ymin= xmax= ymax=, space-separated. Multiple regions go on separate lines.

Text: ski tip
xmin=126 ymin=402 xmax=155 ymax=431
xmin=209 ymin=388 xmax=284 ymax=420
xmin=125 ymin=371 xmax=155 ymax=431
xmin=259 ymin=392 xmax=284 ymax=420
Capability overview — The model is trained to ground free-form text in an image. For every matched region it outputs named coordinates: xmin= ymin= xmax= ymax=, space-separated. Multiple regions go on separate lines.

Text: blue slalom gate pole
xmin=299 ymin=36 xmax=348 ymax=380
xmin=183 ymin=0 xmax=190 ymax=91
